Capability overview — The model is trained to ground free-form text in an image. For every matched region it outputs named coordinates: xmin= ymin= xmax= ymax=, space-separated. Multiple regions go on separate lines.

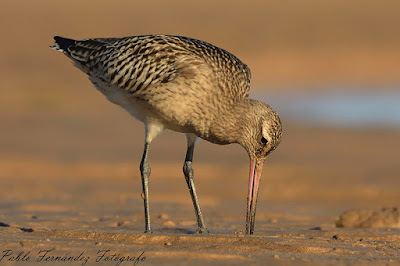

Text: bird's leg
xmin=140 ymin=142 xmax=152 ymax=234
xmin=183 ymin=134 xmax=208 ymax=234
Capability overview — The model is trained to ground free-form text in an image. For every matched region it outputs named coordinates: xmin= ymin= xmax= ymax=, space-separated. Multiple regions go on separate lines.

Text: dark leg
xmin=183 ymin=135 xmax=208 ymax=233
xmin=140 ymin=142 xmax=152 ymax=234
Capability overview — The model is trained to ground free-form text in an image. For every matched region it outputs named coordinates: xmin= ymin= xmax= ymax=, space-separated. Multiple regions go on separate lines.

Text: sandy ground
xmin=1 ymin=108 xmax=399 ymax=265
xmin=1 ymin=0 xmax=400 ymax=264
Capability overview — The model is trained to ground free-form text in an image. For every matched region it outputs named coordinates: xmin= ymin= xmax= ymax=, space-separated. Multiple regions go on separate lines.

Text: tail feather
xmin=51 ymin=36 xmax=76 ymax=51
xmin=51 ymin=35 xmax=111 ymax=64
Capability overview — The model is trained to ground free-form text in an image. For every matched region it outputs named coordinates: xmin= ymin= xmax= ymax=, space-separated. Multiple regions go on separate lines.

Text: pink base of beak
xmin=246 ymin=157 xmax=265 ymax=234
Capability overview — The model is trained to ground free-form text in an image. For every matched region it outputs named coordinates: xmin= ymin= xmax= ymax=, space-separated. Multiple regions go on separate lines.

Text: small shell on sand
xmin=336 ymin=207 xmax=400 ymax=229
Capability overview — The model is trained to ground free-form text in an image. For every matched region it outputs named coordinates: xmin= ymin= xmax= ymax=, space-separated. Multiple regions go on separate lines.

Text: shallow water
xmin=254 ymin=89 xmax=400 ymax=129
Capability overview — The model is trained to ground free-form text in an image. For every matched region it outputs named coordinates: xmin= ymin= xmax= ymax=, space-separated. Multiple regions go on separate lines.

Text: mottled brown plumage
xmin=52 ymin=34 xmax=282 ymax=235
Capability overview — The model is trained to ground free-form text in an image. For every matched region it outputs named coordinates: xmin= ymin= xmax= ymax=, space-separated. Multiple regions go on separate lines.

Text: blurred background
xmin=0 ymin=0 xmax=399 ymax=227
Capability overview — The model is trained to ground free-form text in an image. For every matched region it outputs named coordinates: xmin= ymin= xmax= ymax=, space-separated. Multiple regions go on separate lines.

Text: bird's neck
xmin=206 ymin=98 xmax=255 ymax=146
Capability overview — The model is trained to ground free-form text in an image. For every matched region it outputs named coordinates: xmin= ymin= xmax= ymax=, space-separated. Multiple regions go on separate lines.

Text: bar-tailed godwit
xmin=52 ymin=35 xmax=282 ymax=235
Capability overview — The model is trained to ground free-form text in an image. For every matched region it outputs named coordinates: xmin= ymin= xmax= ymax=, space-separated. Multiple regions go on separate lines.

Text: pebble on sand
xmin=336 ymin=207 xmax=400 ymax=229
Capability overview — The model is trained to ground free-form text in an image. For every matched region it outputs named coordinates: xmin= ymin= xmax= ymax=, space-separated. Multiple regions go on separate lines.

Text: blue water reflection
xmin=253 ymin=89 xmax=400 ymax=129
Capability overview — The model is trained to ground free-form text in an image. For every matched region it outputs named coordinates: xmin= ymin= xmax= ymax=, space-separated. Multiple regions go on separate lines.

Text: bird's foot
xmin=144 ymin=229 xmax=153 ymax=234
xmin=196 ymin=227 xmax=209 ymax=234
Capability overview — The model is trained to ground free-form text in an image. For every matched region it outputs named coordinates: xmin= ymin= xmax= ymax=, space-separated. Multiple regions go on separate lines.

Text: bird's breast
xmin=88 ymin=75 xmax=240 ymax=147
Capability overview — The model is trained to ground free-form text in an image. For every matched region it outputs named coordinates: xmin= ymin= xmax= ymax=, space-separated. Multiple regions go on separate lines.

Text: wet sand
xmin=1 ymin=109 xmax=399 ymax=265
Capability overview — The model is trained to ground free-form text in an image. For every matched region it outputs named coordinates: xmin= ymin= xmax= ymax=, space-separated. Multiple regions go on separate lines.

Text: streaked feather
xmin=52 ymin=35 xmax=251 ymax=98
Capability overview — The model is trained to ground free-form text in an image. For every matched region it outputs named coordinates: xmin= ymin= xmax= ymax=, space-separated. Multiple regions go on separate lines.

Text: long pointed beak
xmin=246 ymin=157 xmax=265 ymax=234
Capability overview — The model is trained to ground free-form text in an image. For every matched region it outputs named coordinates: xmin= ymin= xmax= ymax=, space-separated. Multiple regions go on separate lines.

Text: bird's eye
xmin=261 ymin=136 xmax=268 ymax=145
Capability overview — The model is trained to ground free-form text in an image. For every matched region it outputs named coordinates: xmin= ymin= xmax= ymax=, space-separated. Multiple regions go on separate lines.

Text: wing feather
xmin=54 ymin=35 xmax=251 ymax=98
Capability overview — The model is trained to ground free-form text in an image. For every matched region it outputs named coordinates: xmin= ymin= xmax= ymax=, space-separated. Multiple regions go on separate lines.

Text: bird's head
xmin=237 ymin=100 xmax=282 ymax=234
xmin=239 ymin=100 xmax=282 ymax=159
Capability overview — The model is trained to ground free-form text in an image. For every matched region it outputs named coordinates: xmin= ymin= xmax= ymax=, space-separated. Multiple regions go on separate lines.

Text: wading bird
xmin=51 ymin=35 xmax=282 ymax=234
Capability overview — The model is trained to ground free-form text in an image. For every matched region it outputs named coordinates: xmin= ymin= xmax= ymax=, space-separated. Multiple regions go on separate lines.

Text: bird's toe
xmin=196 ymin=227 xmax=209 ymax=234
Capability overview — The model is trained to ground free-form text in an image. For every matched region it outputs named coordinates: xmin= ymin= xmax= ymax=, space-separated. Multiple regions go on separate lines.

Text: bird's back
xmin=52 ymin=35 xmax=252 ymax=139
xmin=53 ymin=35 xmax=251 ymax=98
